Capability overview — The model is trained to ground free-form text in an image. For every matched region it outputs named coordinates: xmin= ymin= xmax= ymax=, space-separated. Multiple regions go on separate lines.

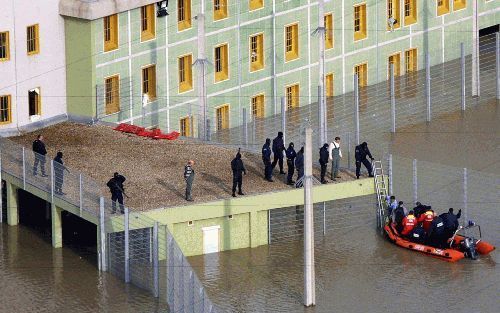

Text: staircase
xmin=372 ymin=160 xmax=388 ymax=231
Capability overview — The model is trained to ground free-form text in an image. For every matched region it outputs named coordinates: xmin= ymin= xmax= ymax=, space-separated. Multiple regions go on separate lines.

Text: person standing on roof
xmin=328 ymin=136 xmax=342 ymax=181
xmin=53 ymin=151 xmax=69 ymax=195
xmin=262 ymin=138 xmax=273 ymax=182
xmin=271 ymin=132 xmax=286 ymax=175
xmin=295 ymin=146 xmax=304 ymax=186
xmin=231 ymin=149 xmax=246 ymax=197
xmin=319 ymin=143 xmax=329 ymax=184
xmin=354 ymin=142 xmax=374 ymax=179
xmin=184 ymin=160 xmax=195 ymax=201
xmin=285 ymin=142 xmax=297 ymax=185
xmin=107 ymin=172 xmax=126 ymax=213
xmin=32 ymin=134 xmax=48 ymax=177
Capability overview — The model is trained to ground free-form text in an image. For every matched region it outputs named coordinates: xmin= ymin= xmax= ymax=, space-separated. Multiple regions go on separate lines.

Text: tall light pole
xmin=472 ymin=0 xmax=480 ymax=97
xmin=303 ymin=127 xmax=315 ymax=307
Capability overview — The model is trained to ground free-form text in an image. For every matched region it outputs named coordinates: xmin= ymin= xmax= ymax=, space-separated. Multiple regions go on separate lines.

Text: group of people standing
xmin=32 ymin=135 xmax=69 ymax=196
xmin=387 ymin=196 xmax=462 ymax=248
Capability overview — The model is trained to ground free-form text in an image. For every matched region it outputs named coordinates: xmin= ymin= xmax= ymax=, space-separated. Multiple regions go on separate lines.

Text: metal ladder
xmin=372 ymin=160 xmax=388 ymax=230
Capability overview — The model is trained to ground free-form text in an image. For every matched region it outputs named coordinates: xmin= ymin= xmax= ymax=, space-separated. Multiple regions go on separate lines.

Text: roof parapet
xmin=59 ymin=0 xmax=160 ymax=20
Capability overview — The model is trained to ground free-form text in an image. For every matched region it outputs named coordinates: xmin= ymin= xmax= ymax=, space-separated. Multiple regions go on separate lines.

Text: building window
xmin=27 ymin=24 xmax=39 ymax=55
xmin=251 ymin=94 xmax=265 ymax=118
xmin=324 ymin=14 xmax=334 ymax=49
xmin=0 ymin=31 xmax=9 ymax=61
xmin=214 ymin=0 xmax=228 ymax=21
xmin=354 ymin=4 xmax=367 ymax=41
xmin=285 ymin=23 xmax=299 ymax=61
xmin=214 ymin=44 xmax=229 ymax=82
xmin=405 ymin=48 xmax=417 ymax=73
xmin=178 ymin=54 xmax=193 ymax=93
xmin=216 ymin=104 xmax=229 ymax=130
xmin=28 ymin=88 xmax=41 ymax=116
xmin=453 ymin=0 xmax=466 ymax=11
xmin=387 ymin=0 xmax=400 ymax=30
xmin=249 ymin=0 xmax=264 ymax=11
xmin=285 ymin=84 xmax=299 ymax=109
xmin=141 ymin=4 xmax=156 ymax=41
xmin=105 ymin=75 xmax=120 ymax=115
xmin=178 ymin=0 xmax=192 ymax=31
xmin=388 ymin=53 xmax=401 ymax=78
xmin=180 ymin=116 xmax=191 ymax=136
xmin=250 ymin=33 xmax=264 ymax=72
xmin=325 ymin=73 xmax=334 ymax=98
xmin=142 ymin=65 xmax=157 ymax=101
xmin=104 ymin=15 xmax=118 ymax=52
xmin=437 ymin=0 xmax=450 ymax=16
xmin=0 ymin=95 xmax=11 ymax=124
xmin=404 ymin=0 xmax=417 ymax=25
xmin=354 ymin=63 xmax=368 ymax=87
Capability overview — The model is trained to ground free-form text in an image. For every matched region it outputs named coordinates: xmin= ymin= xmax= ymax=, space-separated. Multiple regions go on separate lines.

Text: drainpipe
xmin=272 ymin=0 xmax=277 ymax=114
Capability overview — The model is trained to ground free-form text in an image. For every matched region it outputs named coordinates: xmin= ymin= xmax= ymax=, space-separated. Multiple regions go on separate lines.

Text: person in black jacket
xmin=271 ymin=132 xmax=286 ymax=174
xmin=262 ymin=138 xmax=273 ymax=182
xmin=354 ymin=142 xmax=374 ymax=179
xmin=426 ymin=215 xmax=446 ymax=248
xmin=107 ymin=172 xmax=126 ymax=214
xmin=231 ymin=149 xmax=247 ymax=197
xmin=53 ymin=151 xmax=69 ymax=195
xmin=32 ymin=134 xmax=48 ymax=177
xmin=295 ymin=146 xmax=304 ymax=185
xmin=319 ymin=143 xmax=329 ymax=184
xmin=440 ymin=208 xmax=462 ymax=240
xmin=285 ymin=142 xmax=296 ymax=185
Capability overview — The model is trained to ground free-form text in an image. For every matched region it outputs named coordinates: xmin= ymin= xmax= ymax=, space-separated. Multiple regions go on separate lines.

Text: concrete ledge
xmin=0 ymin=114 xmax=69 ymax=138
xmin=59 ymin=0 xmax=159 ymax=20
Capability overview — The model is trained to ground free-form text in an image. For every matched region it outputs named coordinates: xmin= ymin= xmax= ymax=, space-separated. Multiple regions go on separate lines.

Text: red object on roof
xmin=113 ymin=123 xmax=180 ymax=140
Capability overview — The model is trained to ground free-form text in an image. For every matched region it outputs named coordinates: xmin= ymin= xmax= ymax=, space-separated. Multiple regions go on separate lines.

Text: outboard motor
xmin=462 ymin=237 xmax=478 ymax=260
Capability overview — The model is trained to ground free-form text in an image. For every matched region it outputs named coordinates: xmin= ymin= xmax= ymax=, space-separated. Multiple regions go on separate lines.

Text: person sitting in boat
xmin=393 ymin=201 xmax=408 ymax=233
xmin=400 ymin=210 xmax=416 ymax=237
xmin=413 ymin=202 xmax=428 ymax=219
xmin=440 ymin=208 xmax=462 ymax=240
xmin=409 ymin=225 xmax=426 ymax=244
xmin=426 ymin=214 xmax=446 ymax=248
xmin=418 ymin=208 xmax=435 ymax=233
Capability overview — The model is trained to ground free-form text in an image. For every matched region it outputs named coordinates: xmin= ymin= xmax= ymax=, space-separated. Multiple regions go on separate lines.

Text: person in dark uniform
xmin=231 ymin=149 xmax=247 ymax=197
xmin=413 ymin=202 xmax=427 ymax=219
xmin=319 ymin=143 xmax=329 ymax=184
xmin=295 ymin=146 xmax=304 ymax=186
xmin=107 ymin=172 xmax=126 ymax=213
xmin=184 ymin=160 xmax=195 ymax=201
xmin=440 ymin=208 xmax=462 ymax=240
xmin=409 ymin=225 xmax=426 ymax=244
xmin=53 ymin=151 xmax=69 ymax=195
xmin=426 ymin=214 xmax=446 ymax=248
xmin=393 ymin=201 xmax=408 ymax=233
xmin=285 ymin=142 xmax=296 ymax=185
xmin=354 ymin=141 xmax=374 ymax=179
xmin=262 ymin=138 xmax=273 ymax=182
xmin=32 ymin=134 xmax=48 ymax=177
xmin=271 ymin=132 xmax=286 ymax=174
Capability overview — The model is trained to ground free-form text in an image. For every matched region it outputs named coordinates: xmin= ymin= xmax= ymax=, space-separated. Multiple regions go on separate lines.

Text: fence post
xmin=124 ymin=207 xmax=130 ymax=283
xmin=463 ymin=168 xmax=468 ymax=232
xmin=178 ymin=254 xmax=184 ymax=310
xmin=388 ymin=154 xmax=393 ymax=195
xmin=425 ymin=53 xmax=431 ymax=122
xmin=167 ymin=232 xmax=174 ymax=308
xmin=412 ymin=159 xmax=418 ymax=204
xmin=347 ymin=132 xmax=351 ymax=170
xmin=99 ymin=197 xmax=107 ymax=272
xmin=303 ymin=127 xmax=315 ymax=306
xmin=153 ymin=222 xmax=159 ymax=298
xmin=242 ymin=108 xmax=248 ymax=146
xmin=354 ymin=74 xmax=360 ymax=145
xmin=281 ymin=96 xmax=286 ymax=144
xmin=79 ymin=174 xmax=83 ymax=216
xmin=189 ymin=271 xmax=195 ymax=313
xmin=496 ymin=32 xmax=500 ymax=100
xmin=22 ymin=147 xmax=26 ymax=190
xmin=390 ymin=63 xmax=396 ymax=133
xmin=50 ymin=160 xmax=54 ymax=203
xmin=0 ymin=151 xmax=3 ymax=224
xmin=206 ymin=119 xmax=211 ymax=141
xmin=318 ymin=85 xmax=325 ymax=146
xmin=268 ymin=210 xmax=271 ymax=244
xmin=461 ymin=43 xmax=466 ymax=111
xmin=472 ymin=0 xmax=480 ymax=97
xmin=322 ymin=202 xmax=326 ymax=236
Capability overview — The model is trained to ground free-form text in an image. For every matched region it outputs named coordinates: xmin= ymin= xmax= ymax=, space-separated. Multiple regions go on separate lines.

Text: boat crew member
xmin=440 ymin=208 xmax=462 ymax=240
xmin=285 ymin=142 xmax=297 ymax=185
xmin=401 ymin=210 xmax=416 ymax=236
xmin=426 ymin=215 xmax=446 ymax=248
xmin=393 ymin=201 xmax=408 ymax=232
xmin=328 ymin=136 xmax=342 ymax=181
xmin=354 ymin=142 xmax=374 ymax=179
xmin=418 ymin=208 xmax=435 ymax=233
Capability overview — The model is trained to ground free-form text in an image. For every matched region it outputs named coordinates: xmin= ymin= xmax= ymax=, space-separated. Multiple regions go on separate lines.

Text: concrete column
xmin=250 ymin=211 xmax=259 ymax=248
xmin=51 ymin=204 xmax=63 ymax=248
xmin=390 ymin=64 xmax=396 ymax=133
xmin=6 ymin=182 xmax=18 ymax=226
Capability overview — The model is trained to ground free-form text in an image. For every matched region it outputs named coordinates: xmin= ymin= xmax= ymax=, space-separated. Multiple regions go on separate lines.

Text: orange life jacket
xmin=401 ymin=214 xmax=416 ymax=236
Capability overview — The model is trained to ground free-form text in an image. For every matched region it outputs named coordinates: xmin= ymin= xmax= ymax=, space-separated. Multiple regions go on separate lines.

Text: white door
xmin=202 ymin=225 xmax=220 ymax=254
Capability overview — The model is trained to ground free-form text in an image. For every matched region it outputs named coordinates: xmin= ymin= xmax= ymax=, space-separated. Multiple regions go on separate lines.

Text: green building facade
xmin=61 ymin=0 xmax=499 ymax=135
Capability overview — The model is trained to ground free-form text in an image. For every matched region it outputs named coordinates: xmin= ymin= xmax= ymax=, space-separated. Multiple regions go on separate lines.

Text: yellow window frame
xmin=388 ymin=53 xmax=401 ymax=77
xmin=453 ymin=0 xmax=466 ymax=11
xmin=180 ymin=116 xmax=191 ymax=136
xmin=214 ymin=0 xmax=228 ymax=21
xmin=405 ymin=48 xmax=417 ymax=73
xmin=285 ymin=84 xmax=299 ymax=110
xmin=142 ymin=65 xmax=157 ymax=101
xmin=104 ymin=14 xmax=118 ymax=52
xmin=105 ymin=75 xmax=120 ymax=115
xmin=285 ymin=23 xmax=299 ymax=62
xmin=249 ymin=0 xmax=264 ymax=11
xmin=216 ymin=104 xmax=230 ymax=130
xmin=354 ymin=4 xmax=367 ymax=41
xmin=251 ymin=94 xmax=265 ymax=118
xmin=178 ymin=0 xmax=192 ymax=31
xmin=0 ymin=31 xmax=10 ymax=61
xmin=324 ymin=13 xmax=334 ymax=50
xmin=354 ymin=63 xmax=368 ymax=87
xmin=214 ymin=43 xmax=229 ymax=82
xmin=437 ymin=0 xmax=450 ymax=16
xmin=404 ymin=0 xmax=417 ymax=25
xmin=27 ymin=24 xmax=40 ymax=55
xmin=250 ymin=33 xmax=264 ymax=72
xmin=0 ymin=95 xmax=12 ymax=124
xmin=325 ymin=73 xmax=334 ymax=98
xmin=141 ymin=4 xmax=156 ymax=41
xmin=178 ymin=54 xmax=193 ymax=93
xmin=387 ymin=0 xmax=400 ymax=30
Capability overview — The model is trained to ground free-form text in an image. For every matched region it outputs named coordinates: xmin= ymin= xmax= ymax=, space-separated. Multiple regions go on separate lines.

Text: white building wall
xmin=0 ymin=0 xmax=67 ymax=136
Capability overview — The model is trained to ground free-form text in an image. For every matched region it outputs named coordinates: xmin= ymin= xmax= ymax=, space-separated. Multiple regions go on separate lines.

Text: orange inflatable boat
xmin=384 ymin=223 xmax=495 ymax=262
